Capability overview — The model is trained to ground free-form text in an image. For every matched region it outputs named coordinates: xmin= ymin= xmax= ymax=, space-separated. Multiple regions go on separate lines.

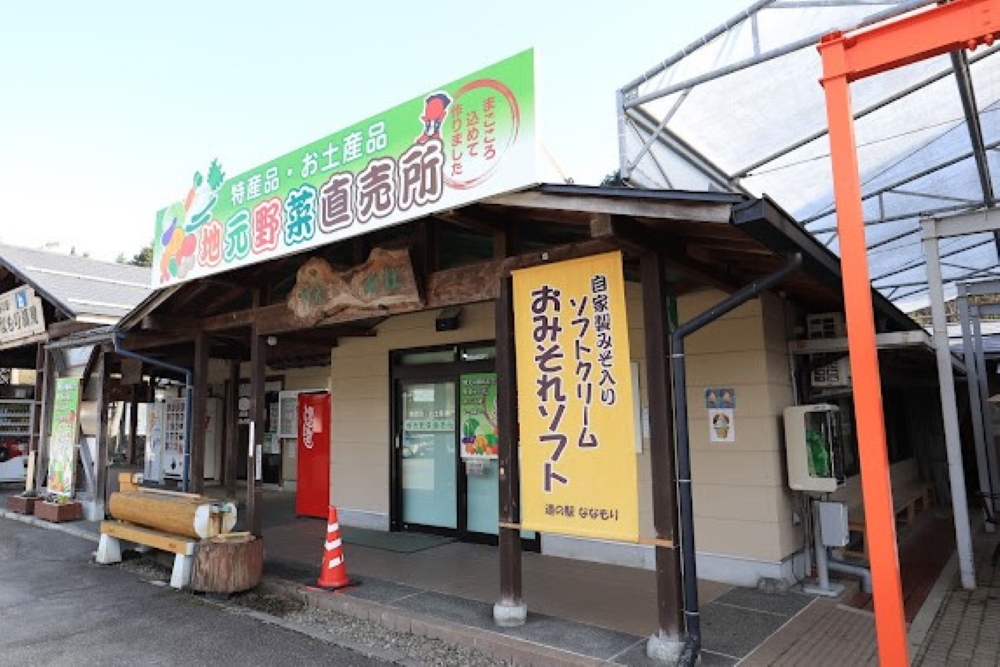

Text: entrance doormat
xmin=340 ymin=526 xmax=455 ymax=553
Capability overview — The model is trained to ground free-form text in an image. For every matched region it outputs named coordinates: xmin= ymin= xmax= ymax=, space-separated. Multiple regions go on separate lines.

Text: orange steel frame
xmin=818 ymin=1 xmax=1000 ymax=664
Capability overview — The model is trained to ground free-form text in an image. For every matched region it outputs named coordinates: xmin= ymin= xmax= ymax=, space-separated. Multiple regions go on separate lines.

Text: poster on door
xmin=513 ymin=251 xmax=639 ymax=543
xmin=460 ymin=373 xmax=499 ymax=459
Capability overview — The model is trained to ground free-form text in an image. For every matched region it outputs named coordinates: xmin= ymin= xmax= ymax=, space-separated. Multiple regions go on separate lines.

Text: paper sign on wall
xmin=705 ymin=387 xmax=736 ymax=443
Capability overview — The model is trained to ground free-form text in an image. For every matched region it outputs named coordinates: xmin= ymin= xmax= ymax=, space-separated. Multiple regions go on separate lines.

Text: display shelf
xmin=0 ymin=399 xmax=34 ymax=438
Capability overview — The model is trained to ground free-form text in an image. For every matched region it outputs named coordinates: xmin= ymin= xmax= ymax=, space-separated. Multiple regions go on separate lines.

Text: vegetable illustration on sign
xmin=460 ymin=373 xmax=499 ymax=459
xmin=152 ymin=51 xmax=536 ymax=288
xmin=157 ymin=160 xmax=226 ymax=283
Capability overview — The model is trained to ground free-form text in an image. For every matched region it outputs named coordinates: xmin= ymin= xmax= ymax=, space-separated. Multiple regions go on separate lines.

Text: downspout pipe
xmin=113 ymin=333 xmax=194 ymax=493
xmin=671 ymin=253 xmax=803 ymax=657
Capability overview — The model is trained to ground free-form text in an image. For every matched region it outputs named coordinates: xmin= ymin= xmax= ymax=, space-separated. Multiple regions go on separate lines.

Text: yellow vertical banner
xmin=513 ymin=251 xmax=638 ymax=542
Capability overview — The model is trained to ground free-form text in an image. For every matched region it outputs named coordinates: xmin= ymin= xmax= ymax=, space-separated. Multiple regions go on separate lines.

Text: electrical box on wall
xmin=783 ymin=404 xmax=841 ymax=493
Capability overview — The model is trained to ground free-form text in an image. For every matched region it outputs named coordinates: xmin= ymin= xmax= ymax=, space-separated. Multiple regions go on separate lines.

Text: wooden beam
xmin=46 ymin=319 xmax=98 ymax=339
xmin=249 ymin=240 xmax=615 ymax=336
xmin=225 ymin=361 xmax=239 ymax=500
xmin=424 ymin=239 xmax=617 ymax=307
xmin=495 ymin=275 xmax=523 ymax=617
xmin=190 ymin=332 xmax=209 ymax=495
xmin=435 ymin=210 xmax=506 ymax=236
xmin=248 ymin=320 xmax=265 ymax=538
xmin=121 ymin=330 xmax=198 ymax=351
xmin=662 ymin=243 xmax=743 ymax=294
xmin=128 ymin=389 xmax=139 ymax=466
xmin=95 ymin=354 xmax=111 ymax=519
xmin=589 ymin=212 xmax=613 ymax=238
xmin=641 ymin=250 xmax=684 ymax=640
xmin=486 ymin=190 xmax=733 ymax=223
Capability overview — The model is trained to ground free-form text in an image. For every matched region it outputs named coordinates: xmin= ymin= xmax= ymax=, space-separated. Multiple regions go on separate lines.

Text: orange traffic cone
xmin=317 ymin=506 xmax=353 ymax=590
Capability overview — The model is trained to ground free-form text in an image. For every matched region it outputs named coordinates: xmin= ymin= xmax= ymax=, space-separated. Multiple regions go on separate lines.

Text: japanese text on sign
xmin=514 ymin=252 xmax=638 ymax=543
xmin=153 ymin=50 xmax=536 ymax=288
xmin=0 ymin=287 xmax=46 ymax=345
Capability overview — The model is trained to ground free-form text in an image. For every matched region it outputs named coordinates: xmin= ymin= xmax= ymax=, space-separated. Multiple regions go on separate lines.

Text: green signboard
xmin=46 ymin=377 xmax=81 ymax=497
xmin=153 ymin=50 xmax=536 ymax=287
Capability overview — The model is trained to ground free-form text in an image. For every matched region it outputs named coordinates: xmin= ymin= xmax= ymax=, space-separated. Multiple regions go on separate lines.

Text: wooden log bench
xmin=835 ymin=459 xmax=934 ymax=560
xmin=96 ymin=520 xmax=197 ymax=590
xmin=94 ymin=489 xmax=238 ymax=591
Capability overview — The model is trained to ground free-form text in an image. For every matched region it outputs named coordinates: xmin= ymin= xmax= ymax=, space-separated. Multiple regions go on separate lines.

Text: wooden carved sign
xmin=287 ymin=248 xmax=423 ymax=322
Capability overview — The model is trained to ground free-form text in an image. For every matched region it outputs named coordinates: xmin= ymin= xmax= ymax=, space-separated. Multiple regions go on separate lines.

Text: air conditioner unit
xmin=806 ymin=313 xmax=846 ymax=339
xmin=807 ymin=313 xmax=851 ymax=388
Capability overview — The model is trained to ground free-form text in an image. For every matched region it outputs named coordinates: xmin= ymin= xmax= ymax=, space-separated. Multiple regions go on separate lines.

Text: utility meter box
xmin=784 ymin=404 xmax=841 ymax=493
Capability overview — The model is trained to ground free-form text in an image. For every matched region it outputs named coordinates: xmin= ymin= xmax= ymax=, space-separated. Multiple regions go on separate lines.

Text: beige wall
xmin=329 ymin=301 xmax=496 ymax=515
xmin=279 ymin=367 xmax=331 ymax=484
xmin=205 ymin=359 xmax=330 ymax=486
xmin=678 ymin=289 xmax=800 ymax=562
xmin=249 ymin=280 xmax=800 ymax=567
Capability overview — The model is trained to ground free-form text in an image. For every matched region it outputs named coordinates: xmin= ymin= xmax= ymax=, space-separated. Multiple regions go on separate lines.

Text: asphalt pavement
xmin=0 ymin=518 xmax=391 ymax=667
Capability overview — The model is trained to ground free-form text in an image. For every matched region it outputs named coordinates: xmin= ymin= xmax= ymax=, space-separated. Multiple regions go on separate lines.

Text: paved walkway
xmin=912 ymin=530 xmax=1000 ymax=666
xmin=2 ymin=485 xmax=993 ymax=665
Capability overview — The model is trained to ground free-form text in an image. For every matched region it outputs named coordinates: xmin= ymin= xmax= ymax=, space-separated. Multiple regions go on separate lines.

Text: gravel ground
xmin=114 ymin=554 xmax=510 ymax=666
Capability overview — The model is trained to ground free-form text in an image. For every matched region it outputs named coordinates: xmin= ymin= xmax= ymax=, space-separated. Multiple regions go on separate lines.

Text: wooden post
xmin=493 ymin=276 xmax=526 ymax=626
xmin=30 ymin=344 xmax=46 ymax=458
xmin=127 ymin=386 xmax=140 ymax=466
xmin=190 ymin=331 xmax=209 ymax=495
xmin=225 ymin=360 xmax=240 ymax=501
xmin=641 ymin=250 xmax=685 ymax=643
xmin=95 ymin=351 xmax=110 ymax=519
xmin=32 ymin=346 xmax=53 ymax=492
xmin=248 ymin=325 xmax=266 ymax=538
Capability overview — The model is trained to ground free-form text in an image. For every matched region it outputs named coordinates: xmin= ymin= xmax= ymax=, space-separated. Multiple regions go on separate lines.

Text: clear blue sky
xmin=0 ymin=1 xmax=750 ymax=261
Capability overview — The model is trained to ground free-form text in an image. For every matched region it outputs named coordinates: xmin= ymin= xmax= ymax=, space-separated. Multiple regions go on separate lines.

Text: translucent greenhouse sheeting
xmin=620 ymin=0 xmax=1000 ymax=313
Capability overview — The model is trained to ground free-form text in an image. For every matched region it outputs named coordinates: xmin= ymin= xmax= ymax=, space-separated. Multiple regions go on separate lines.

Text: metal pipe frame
xmin=971 ymin=305 xmax=1000 ymax=508
xmin=814 ymin=2 xmax=1000 ymax=660
xmin=922 ymin=221 xmax=977 ymax=586
xmin=959 ymin=284 xmax=999 ymax=527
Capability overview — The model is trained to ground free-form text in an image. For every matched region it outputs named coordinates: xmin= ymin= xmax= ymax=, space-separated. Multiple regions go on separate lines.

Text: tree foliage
xmin=119 ymin=244 xmax=153 ymax=268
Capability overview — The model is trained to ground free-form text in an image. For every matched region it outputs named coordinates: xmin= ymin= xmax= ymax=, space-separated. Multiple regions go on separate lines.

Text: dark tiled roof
xmin=0 ymin=243 xmax=153 ymax=322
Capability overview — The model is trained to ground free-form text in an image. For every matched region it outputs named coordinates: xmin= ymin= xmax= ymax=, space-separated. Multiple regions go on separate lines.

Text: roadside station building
xmin=94 ymin=46 xmax=945 ymax=648
xmin=0 ymin=244 xmax=152 ymax=515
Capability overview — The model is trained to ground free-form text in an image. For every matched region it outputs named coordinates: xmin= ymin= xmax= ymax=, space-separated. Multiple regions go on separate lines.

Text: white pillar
xmin=922 ymin=219 xmax=975 ymax=589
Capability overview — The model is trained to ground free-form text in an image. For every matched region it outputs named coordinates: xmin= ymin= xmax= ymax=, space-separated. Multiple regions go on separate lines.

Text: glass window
xmin=461 ymin=345 xmax=496 ymax=362
xmin=398 ymin=348 xmax=457 ymax=365
xmin=400 ymin=380 xmax=457 ymax=529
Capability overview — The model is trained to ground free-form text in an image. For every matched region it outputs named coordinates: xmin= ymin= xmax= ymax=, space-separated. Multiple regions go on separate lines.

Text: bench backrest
xmin=829 ymin=458 xmax=920 ymax=512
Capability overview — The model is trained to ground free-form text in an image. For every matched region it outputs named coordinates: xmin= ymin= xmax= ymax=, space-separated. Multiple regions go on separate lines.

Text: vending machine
xmin=144 ymin=401 xmax=165 ymax=483
xmin=145 ymin=397 xmax=222 ymax=483
xmin=296 ymin=391 xmax=330 ymax=518
xmin=161 ymin=398 xmax=187 ymax=480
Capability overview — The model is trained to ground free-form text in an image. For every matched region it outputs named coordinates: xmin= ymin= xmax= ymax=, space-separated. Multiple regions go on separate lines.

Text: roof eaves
xmin=732 ymin=196 xmax=918 ymax=332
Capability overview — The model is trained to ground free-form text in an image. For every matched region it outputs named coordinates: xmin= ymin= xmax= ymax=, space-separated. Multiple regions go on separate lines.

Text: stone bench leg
xmin=170 ymin=553 xmax=193 ymax=590
xmin=96 ymin=534 xmax=122 ymax=565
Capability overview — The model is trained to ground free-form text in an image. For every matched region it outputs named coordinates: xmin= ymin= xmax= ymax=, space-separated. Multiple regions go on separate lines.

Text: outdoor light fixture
xmin=435 ymin=306 xmax=462 ymax=332
xmin=266 ymin=336 xmax=277 ymax=347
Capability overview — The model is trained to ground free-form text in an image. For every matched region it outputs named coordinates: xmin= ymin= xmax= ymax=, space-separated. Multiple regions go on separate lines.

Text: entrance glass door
xmin=400 ymin=380 xmax=457 ymax=530
xmin=392 ymin=344 xmax=536 ymax=547
xmin=460 ymin=372 xmax=500 ymax=536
